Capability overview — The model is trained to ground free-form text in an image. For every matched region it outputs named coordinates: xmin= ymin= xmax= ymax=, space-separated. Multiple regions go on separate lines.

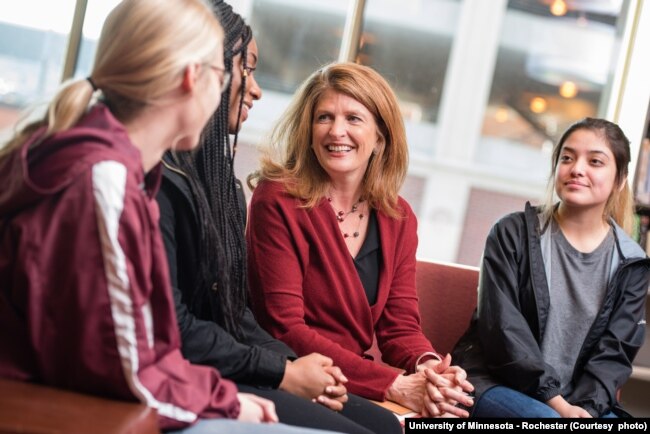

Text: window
xmin=2 ymin=0 xmax=648 ymax=267
xmin=0 ymin=0 xmax=76 ymax=136
xmin=230 ymin=0 xmax=350 ymax=195
xmin=361 ymin=0 xmax=461 ymax=126
xmin=73 ymin=0 xmax=122 ymax=80
xmin=246 ymin=0 xmax=349 ymax=93
xmin=478 ymin=0 xmax=629 ymax=181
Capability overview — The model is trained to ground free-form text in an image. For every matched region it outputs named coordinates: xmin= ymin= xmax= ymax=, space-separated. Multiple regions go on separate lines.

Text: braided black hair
xmin=170 ymin=0 xmax=252 ymax=338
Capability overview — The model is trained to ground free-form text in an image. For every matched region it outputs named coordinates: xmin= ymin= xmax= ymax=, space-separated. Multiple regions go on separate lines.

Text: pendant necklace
xmin=328 ymin=196 xmax=365 ymax=239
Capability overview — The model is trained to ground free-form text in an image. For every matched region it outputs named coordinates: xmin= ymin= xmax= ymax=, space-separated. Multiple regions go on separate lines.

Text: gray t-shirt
xmin=541 ymin=220 xmax=614 ymax=390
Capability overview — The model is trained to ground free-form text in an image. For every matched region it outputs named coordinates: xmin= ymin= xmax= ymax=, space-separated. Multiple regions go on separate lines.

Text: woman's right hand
xmin=546 ymin=395 xmax=592 ymax=418
xmin=237 ymin=393 xmax=279 ymax=423
xmin=385 ymin=372 xmax=427 ymax=412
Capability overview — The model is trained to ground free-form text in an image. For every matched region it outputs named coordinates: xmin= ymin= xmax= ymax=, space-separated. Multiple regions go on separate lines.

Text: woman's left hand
xmin=418 ymin=354 xmax=474 ymax=418
xmin=418 ymin=354 xmax=474 ymax=394
xmin=421 ymin=368 xmax=473 ymax=417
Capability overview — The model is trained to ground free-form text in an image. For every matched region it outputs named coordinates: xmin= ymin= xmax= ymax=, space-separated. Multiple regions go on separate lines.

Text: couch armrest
xmin=0 ymin=378 xmax=159 ymax=434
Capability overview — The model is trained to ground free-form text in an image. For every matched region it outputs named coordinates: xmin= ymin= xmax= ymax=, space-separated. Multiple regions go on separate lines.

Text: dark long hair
xmin=540 ymin=117 xmax=634 ymax=233
xmin=169 ymin=0 xmax=252 ymax=338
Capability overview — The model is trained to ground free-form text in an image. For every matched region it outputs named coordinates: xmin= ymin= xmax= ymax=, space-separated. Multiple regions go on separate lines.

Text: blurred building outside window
xmin=0 ymin=0 xmax=77 ymax=139
xmin=0 ymin=0 xmax=649 ymax=267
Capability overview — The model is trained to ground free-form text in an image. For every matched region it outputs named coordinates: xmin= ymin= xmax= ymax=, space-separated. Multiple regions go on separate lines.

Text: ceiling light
xmin=559 ymin=81 xmax=578 ymax=98
xmin=495 ymin=106 xmax=509 ymax=123
xmin=550 ymin=0 xmax=568 ymax=16
xmin=530 ymin=97 xmax=547 ymax=114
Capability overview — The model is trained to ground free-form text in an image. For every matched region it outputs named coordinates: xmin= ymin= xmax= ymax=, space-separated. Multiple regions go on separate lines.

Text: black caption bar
xmin=405 ymin=418 xmax=649 ymax=434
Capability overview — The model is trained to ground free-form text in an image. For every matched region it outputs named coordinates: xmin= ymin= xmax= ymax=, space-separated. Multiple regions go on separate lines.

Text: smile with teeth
xmin=327 ymin=145 xmax=352 ymax=152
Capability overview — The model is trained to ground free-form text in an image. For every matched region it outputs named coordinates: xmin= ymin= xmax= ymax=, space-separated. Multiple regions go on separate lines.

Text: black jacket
xmin=157 ymin=157 xmax=294 ymax=388
xmin=453 ymin=203 xmax=650 ymax=417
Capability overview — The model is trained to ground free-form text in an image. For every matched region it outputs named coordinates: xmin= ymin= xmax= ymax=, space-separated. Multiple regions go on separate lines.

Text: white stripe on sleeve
xmin=93 ymin=160 xmax=197 ymax=423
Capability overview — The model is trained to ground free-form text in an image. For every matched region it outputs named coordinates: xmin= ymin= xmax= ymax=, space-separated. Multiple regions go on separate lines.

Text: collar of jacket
xmin=523 ymin=201 xmax=649 ymax=342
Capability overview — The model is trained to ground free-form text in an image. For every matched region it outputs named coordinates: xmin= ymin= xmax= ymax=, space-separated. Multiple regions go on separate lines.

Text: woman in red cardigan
xmin=246 ymin=62 xmax=473 ymax=417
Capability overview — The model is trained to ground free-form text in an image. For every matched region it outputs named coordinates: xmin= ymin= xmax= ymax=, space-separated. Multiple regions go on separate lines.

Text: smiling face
xmin=228 ymin=38 xmax=262 ymax=134
xmin=554 ymin=128 xmax=619 ymax=214
xmin=311 ymin=89 xmax=381 ymax=185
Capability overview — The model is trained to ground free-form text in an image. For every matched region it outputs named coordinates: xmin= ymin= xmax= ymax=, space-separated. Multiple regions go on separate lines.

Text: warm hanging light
xmin=559 ymin=81 xmax=578 ymax=98
xmin=495 ymin=106 xmax=509 ymax=123
xmin=550 ymin=0 xmax=568 ymax=16
xmin=530 ymin=97 xmax=547 ymax=114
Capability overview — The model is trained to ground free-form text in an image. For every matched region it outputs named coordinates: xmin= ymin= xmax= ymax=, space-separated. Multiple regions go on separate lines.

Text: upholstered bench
xmin=368 ymin=259 xmax=479 ymax=361
xmin=415 ymin=259 xmax=479 ymax=356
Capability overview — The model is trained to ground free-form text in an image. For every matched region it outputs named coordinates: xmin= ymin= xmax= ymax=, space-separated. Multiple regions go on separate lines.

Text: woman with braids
xmin=0 ymin=1 xmax=339 ymax=433
xmin=453 ymin=118 xmax=650 ymax=418
xmin=156 ymin=1 xmax=400 ymax=433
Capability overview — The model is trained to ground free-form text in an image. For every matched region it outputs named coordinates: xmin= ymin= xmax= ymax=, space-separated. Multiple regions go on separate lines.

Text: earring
xmin=372 ymin=148 xmax=378 ymax=155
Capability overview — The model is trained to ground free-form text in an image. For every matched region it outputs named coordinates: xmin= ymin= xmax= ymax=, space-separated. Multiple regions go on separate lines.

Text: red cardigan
xmin=247 ymin=180 xmax=435 ymax=400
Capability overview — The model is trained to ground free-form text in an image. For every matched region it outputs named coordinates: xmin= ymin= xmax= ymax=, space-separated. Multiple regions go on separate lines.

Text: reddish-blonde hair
xmin=249 ymin=62 xmax=408 ymax=218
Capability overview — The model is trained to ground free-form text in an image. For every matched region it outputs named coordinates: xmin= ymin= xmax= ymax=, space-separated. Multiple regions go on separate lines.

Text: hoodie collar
xmin=0 ymin=104 xmax=148 ymax=217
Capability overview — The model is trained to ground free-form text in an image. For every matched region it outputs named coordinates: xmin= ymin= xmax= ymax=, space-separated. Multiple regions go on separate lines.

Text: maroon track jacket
xmin=0 ymin=105 xmax=239 ymax=430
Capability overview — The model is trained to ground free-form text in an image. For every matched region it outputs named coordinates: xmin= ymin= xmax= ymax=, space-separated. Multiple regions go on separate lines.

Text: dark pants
xmin=238 ymin=384 xmax=402 ymax=434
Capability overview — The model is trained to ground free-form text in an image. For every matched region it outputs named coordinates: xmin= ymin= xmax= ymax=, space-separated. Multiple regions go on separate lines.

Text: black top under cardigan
xmin=157 ymin=157 xmax=294 ymax=388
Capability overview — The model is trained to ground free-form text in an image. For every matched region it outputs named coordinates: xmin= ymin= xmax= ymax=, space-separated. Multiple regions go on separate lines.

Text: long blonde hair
xmin=249 ymin=62 xmax=409 ymax=218
xmin=540 ymin=117 xmax=635 ymax=234
xmin=1 ymin=0 xmax=223 ymax=158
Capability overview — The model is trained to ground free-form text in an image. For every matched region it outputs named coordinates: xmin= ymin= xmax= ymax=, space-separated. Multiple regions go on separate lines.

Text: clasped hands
xmin=279 ymin=353 xmax=348 ymax=411
xmin=387 ymin=354 xmax=474 ymax=418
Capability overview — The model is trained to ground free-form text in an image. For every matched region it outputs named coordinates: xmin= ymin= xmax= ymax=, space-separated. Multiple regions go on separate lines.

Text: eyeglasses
xmin=207 ymin=64 xmax=231 ymax=93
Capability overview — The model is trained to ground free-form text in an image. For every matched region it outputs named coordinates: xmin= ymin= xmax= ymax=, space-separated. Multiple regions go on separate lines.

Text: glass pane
xmin=361 ymin=0 xmax=461 ymax=125
xmin=0 ymin=0 xmax=76 ymax=136
xmin=479 ymin=0 xmax=629 ymax=181
xmin=228 ymin=0 xmax=349 ymax=196
xmin=245 ymin=0 xmax=349 ymax=94
xmin=360 ymin=0 xmax=462 ymax=158
xmin=73 ymin=0 xmax=122 ymax=80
